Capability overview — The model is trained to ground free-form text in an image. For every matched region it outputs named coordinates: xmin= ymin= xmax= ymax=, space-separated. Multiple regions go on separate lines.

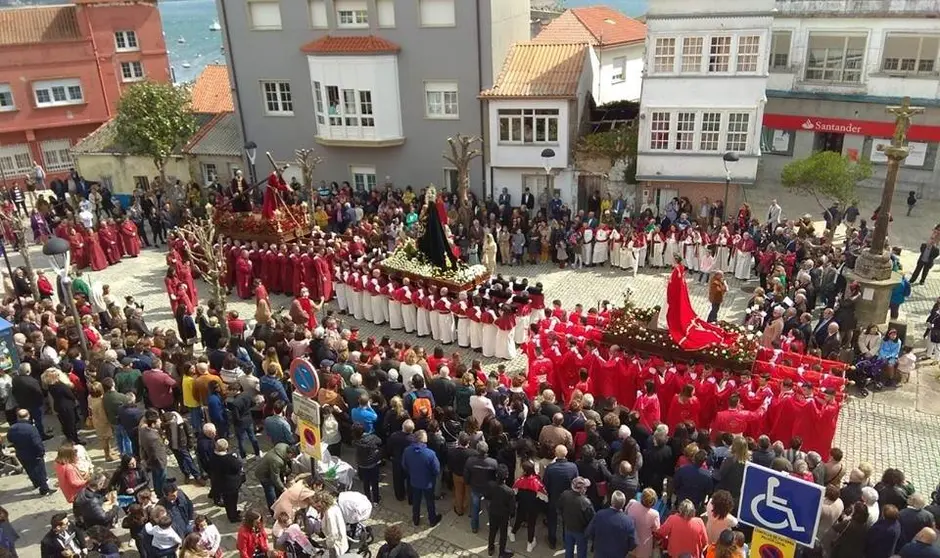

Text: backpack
xmin=411 ymin=395 xmax=433 ymax=419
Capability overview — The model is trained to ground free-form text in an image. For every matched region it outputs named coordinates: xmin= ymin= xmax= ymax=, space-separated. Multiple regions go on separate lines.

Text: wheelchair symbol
xmin=750 ymin=477 xmax=805 ymax=533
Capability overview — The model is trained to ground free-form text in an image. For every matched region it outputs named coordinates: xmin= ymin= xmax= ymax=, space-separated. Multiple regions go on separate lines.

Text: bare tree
xmin=0 ymin=212 xmax=39 ymax=298
xmin=443 ymin=134 xmax=482 ymax=228
xmin=295 ymin=148 xmax=323 ymax=223
xmin=176 ymin=206 xmax=229 ymax=338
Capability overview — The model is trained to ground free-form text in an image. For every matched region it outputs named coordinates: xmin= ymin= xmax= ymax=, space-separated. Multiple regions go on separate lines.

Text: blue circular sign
xmin=290 ymin=358 xmax=320 ymax=397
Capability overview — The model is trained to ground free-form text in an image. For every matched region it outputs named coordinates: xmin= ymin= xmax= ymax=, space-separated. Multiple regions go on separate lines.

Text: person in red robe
xmin=291 ymin=246 xmax=306 ymax=297
xmin=175 ymin=282 xmax=195 ymax=315
xmin=67 ymin=226 xmax=87 ymax=269
xmin=525 ymin=345 xmax=555 ymax=398
xmin=176 ymin=259 xmax=198 ymax=302
xmin=290 ymin=285 xmax=321 ymax=330
xmin=633 ymin=380 xmax=662 ymax=431
xmin=97 ymin=223 xmax=121 ymax=265
xmin=84 ymin=228 xmax=108 ymax=271
xmin=254 ymin=278 xmax=269 ymax=304
xmin=312 ymin=254 xmax=333 ymax=302
xmin=235 ymin=249 xmax=253 ymax=299
xmin=665 ymin=384 xmax=702 ymax=430
xmin=280 ymin=245 xmax=293 ymax=296
xmin=262 ymin=171 xmax=289 ymax=219
xmin=264 ymin=247 xmax=279 ymax=293
xmin=710 ymin=393 xmax=768 ymax=440
xmin=165 ymin=268 xmax=181 ymax=312
xmin=248 ymin=242 xmax=263 ymax=281
xmin=119 ymin=218 xmax=141 ymax=257
xmin=303 ymin=251 xmax=318 ymax=299
xmin=223 ymin=242 xmax=237 ymax=290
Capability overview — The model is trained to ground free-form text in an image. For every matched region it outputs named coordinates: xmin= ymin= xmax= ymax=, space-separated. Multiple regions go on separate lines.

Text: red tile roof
xmin=534 ymin=6 xmax=646 ymax=47
xmin=190 ymin=64 xmax=234 ymax=114
xmin=300 ymin=35 xmax=401 ymax=55
xmin=0 ymin=5 xmax=82 ymax=47
xmin=481 ymin=43 xmax=588 ymax=99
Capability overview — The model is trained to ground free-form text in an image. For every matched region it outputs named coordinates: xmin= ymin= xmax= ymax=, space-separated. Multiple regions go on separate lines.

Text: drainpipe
xmin=219 ymin=0 xmax=248 ymax=163
xmin=476 ymin=0 xmax=490 ymax=200
xmin=83 ymin=5 xmax=113 ymax=118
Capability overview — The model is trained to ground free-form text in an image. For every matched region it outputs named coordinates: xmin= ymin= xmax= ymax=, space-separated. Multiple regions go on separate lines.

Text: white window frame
xmin=202 ymin=163 xmax=218 ymax=184
xmin=725 ymin=113 xmax=750 ymax=152
xmin=40 ymin=139 xmax=72 ymax=172
xmin=247 ymin=1 xmax=282 ymax=30
xmin=261 ymin=80 xmax=293 ymax=115
xmin=649 ymin=111 xmax=671 ymax=150
xmin=313 ymin=80 xmax=325 ymax=124
xmin=425 ymin=81 xmax=459 ymax=119
xmin=497 ymin=108 xmax=560 ymax=145
xmin=120 ymin=61 xmax=145 ymax=82
xmin=645 ymin=110 xmax=755 ymax=154
xmin=418 ymin=0 xmax=456 ymax=28
xmin=359 ymin=91 xmax=374 ymax=127
xmin=33 ymin=78 xmax=83 ymax=108
xmin=0 ymin=84 xmax=14 ymax=112
xmin=770 ymin=31 xmax=791 ymax=70
xmin=318 ymin=84 xmax=375 ymax=131
xmin=699 ymin=112 xmax=722 ymax=152
xmin=308 ymin=0 xmax=328 ymax=28
xmin=653 ymin=37 xmax=676 ymax=74
xmin=337 ymin=9 xmax=368 ymax=28
xmin=377 ymin=0 xmax=395 ymax=27
xmin=0 ymin=144 xmax=33 ymax=176
xmin=708 ymin=36 xmax=733 ymax=73
xmin=804 ymin=34 xmax=866 ymax=83
xmin=114 ymin=30 xmax=139 ymax=52
xmin=674 ymin=112 xmax=696 ymax=151
xmin=611 ymin=56 xmax=626 ymax=82
xmin=736 ymin=35 xmax=761 ymax=73
xmin=681 ymin=37 xmax=703 ymax=73
xmin=351 ymin=166 xmax=377 ymax=191
xmin=882 ymin=34 xmax=939 ymax=75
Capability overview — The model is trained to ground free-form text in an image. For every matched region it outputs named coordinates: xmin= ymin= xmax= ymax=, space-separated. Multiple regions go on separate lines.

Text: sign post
xmin=289 ymin=358 xmax=322 ymax=459
xmin=738 ymin=462 xmax=825 ymax=548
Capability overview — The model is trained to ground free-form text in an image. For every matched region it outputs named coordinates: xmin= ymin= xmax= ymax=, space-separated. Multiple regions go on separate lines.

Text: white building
xmin=533 ymin=6 xmax=646 ymax=105
xmin=759 ymin=0 xmax=940 ymax=197
xmin=481 ymin=42 xmax=593 ymax=209
xmin=637 ymin=0 xmax=775 ymax=215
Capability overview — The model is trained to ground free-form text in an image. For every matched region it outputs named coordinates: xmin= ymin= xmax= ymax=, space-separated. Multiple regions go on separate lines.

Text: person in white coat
xmin=468 ymin=298 xmax=484 ymax=351
xmin=494 ymin=305 xmax=517 ymax=360
xmin=582 ymin=226 xmax=594 ymax=267
xmin=436 ymin=287 xmax=455 ymax=345
xmin=456 ymin=292 xmax=471 ymax=349
xmin=416 ymin=287 xmax=431 ymax=338
xmin=593 ymin=225 xmax=610 ymax=266
xmin=427 ymin=289 xmax=440 ymax=341
xmin=335 ymin=267 xmax=348 ymax=313
xmin=609 ymin=228 xmax=622 ymax=268
xmin=387 ymin=279 xmax=403 ymax=330
xmin=349 ymin=271 xmax=363 ymax=320
xmin=399 ymin=279 xmax=416 ymax=334
xmin=361 ymin=272 xmax=374 ymax=322
xmin=370 ymin=270 xmax=386 ymax=326
xmin=481 ymin=304 xmax=498 ymax=358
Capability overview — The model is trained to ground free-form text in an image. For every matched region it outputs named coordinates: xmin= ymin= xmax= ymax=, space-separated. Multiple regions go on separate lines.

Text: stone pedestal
xmin=846 ymin=249 xmax=901 ymax=327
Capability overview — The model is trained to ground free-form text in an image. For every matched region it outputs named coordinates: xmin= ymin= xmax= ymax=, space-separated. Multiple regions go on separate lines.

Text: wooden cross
xmin=887 ymin=96 xmax=925 ymax=148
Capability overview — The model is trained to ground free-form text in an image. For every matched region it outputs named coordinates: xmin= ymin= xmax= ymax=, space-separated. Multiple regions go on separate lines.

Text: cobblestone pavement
xmin=3 ymin=187 xmax=940 ymax=556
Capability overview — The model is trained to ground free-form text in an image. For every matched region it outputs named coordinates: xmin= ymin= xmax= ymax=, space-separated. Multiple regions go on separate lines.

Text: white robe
xmin=362 ymin=291 xmax=373 ymax=322
xmin=482 ymin=321 xmax=498 ymax=358
xmin=401 ymin=300 xmax=417 ymax=333
xmin=635 ymin=245 xmax=647 ymax=270
xmin=457 ymin=315 xmax=471 ymax=348
xmin=437 ymin=311 xmax=455 ymax=344
xmin=664 ymin=237 xmax=677 ymax=266
xmin=582 ymin=229 xmax=594 ymax=265
xmin=683 ymin=240 xmax=698 ymax=271
xmin=370 ymin=292 xmax=386 ymax=325
xmin=470 ymin=319 xmax=483 ymax=350
xmin=716 ymin=242 xmax=731 ymax=272
xmin=610 ymin=231 xmax=622 ymax=268
xmin=428 ymin=299 xmax=440 ymax=340
xmin=350 ymin=286 xmax=363 ymax=320
xmin=621 ymin=241 xmax=634 ymax=270
xmin=513 ymin=319 xmax=527 ymax=345
xmin=335 ymin=280 xmax=347 ymax=312
xmin=734 ymin=250 xmax=753 ymax=280
xmin=416 ymin=305 xmax=431 ymax=337
xmin=495 ymin=328 xmax=517 ymax=360
xmin=388 ymin=299 xmax=403 ymax=330
xmin=593 ymin=229 xmax=609 ymax=264
xmin=651 ymin=237 xmax=665 ymax=267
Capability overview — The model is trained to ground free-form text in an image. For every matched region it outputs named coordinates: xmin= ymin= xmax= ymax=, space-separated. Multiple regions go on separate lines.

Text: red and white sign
xmin=763 ymin=113 xmax=940 ymax=143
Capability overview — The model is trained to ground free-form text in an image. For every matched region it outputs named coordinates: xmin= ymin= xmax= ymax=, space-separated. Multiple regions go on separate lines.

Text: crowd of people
xmin=0 ymin=174 xmax=936 ymax=558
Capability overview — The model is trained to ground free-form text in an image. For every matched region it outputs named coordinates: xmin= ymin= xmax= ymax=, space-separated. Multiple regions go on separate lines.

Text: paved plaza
xmin=3 ymin=187 xmax=940 ymax=557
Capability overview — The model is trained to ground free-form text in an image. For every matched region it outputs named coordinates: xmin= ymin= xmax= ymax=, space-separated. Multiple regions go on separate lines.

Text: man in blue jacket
xmin=263 ymin=400 xmax=297 ymax=445
xmin=543 ymin=445 xmax=579 ymax=549
xmin=673 ymin=450 xmax=714 ymax=510
xmin=401 ymin=430 xmax=441 ymax=527
xmin=586 ymin=490 xmax=637 ymax=558
xmin=6 ymin=409 xmax=52 ymax=495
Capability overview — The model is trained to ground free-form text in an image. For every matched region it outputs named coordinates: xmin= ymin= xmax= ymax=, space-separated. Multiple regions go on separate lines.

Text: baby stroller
xmin=282 ymin=491 xmax=374 ymax=558
xmin=852 ymin=357 xmax=886 ymax=396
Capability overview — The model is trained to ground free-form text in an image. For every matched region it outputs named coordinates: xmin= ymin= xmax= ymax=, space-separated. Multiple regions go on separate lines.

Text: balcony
xmin=775 ymin=0 xmax=940 ymax=17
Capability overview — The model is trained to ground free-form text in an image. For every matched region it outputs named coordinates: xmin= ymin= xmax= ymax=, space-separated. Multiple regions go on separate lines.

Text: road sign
xmin=738 ymin=462 xmax=824 ymax=547
xmin=297 ymin=419 xmax=322 ymax=460
xmin=290 ymin=358 xmax=320 ymax=398
xmin=292 ymin=393 xmax=320 ymax=425
xmin=750 ymin=528 xmax=796 ymax=558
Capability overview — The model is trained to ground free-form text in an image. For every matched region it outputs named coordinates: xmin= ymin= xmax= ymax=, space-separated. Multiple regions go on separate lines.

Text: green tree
xmin=781 ymin=151 xmax=873 ymax=213
xmin=577 ymin=122 xmax=638 ymax=183
xmin=114 ymin=81 xmax=198 ymax=190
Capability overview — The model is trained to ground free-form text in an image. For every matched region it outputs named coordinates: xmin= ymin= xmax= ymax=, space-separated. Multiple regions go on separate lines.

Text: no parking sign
xmin=750 ymin=528 xmax=796 ymax=558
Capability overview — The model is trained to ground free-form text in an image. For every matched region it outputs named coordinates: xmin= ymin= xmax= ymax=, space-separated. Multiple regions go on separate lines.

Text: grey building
xmin=217 ymin=0 xmax=530 ymax=197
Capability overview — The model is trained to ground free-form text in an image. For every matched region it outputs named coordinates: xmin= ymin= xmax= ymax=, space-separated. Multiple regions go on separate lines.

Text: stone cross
xmin=882 ymin=96 xmax=925 ymax=154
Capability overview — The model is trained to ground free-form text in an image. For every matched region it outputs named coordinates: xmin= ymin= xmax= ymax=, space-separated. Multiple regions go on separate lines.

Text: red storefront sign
xmin=763 ymin=113 xmax=940 ymax=142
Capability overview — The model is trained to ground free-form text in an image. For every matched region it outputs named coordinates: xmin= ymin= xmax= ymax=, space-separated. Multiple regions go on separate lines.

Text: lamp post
xmin=722 ymin=151 xmax=739 ymax=220
xmin=541 ymin=148 xmax=555 ymax=214
xmin=43 ymin=237 xmax=88 ymax=355
xmin=244 ymin=141 xmax=258 ymax=184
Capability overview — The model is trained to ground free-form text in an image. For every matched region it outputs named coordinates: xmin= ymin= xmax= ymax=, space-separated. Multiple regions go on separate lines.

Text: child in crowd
xmin=897 ymin=345 xmax=916 ymax=383
xmin=146 ymin=506 xmax=183 ymax=554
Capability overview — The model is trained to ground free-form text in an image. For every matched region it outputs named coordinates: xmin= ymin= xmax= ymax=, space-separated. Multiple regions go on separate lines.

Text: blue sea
xmin=159 ymin=0 xmax=649 ymax=83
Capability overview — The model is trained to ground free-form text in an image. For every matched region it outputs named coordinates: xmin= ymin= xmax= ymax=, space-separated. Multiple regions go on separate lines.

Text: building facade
xmin=533 ymin=6 xmax=646 ymax=105
xmin=217 ymin=0 xmax=530 ymax=196
xmin=637 ymin=0 xmax=774 ymax=215
xmin=759 ymin=0 xmax=940 ymax=197
xmin=482 ymin=43 xmax=592 ymax=210
xmin=0 ymin=0 xmax=170 ymax=184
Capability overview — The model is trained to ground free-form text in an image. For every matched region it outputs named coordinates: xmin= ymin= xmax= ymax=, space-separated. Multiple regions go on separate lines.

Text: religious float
xmin=379 ymin=186 xmax=490 ymax=292
xmin=213 ymin=204 xmax=312 ymax=244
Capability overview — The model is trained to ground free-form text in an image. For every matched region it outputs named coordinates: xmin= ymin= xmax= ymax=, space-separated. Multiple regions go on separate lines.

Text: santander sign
xmin=800 ymin=118 xmax=863 ymax=134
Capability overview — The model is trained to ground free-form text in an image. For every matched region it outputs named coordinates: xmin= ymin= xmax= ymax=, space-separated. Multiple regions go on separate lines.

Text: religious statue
xmin=417 ymin=185 xmax=459 ymax=270
xmin=231 ymin=169 xmax=251 ymax=212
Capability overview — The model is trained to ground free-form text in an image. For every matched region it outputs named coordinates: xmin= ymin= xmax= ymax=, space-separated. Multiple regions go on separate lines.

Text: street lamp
xmin=541 ymin=148 xmax=555 ymax=213
xmin=43 ymin=237 xmax=88 ymax=355
xmin=244 ymin=141 xmax=258 ymax=184
xmin=722 ymin=151 xmax=739 ymax=220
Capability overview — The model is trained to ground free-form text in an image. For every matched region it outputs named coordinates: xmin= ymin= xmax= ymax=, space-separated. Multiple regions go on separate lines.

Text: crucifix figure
xmin=887 ymin=96 xmax=925 ymax=149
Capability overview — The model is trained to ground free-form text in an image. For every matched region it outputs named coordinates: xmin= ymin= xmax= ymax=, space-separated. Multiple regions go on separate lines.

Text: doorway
xmin=814 ymin=132 xmax=845 ymax=153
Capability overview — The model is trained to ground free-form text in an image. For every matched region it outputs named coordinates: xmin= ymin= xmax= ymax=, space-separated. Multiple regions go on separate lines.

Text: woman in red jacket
xmin=236 ymin=509 xmax=270 ymax=558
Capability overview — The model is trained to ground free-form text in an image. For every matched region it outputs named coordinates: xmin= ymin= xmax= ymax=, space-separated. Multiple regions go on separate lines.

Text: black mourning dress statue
xmin=417 ymin=187 xmax=459 ymax=269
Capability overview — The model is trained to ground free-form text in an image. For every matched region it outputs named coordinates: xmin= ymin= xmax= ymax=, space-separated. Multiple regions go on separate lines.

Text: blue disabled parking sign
xmin=738 ymin=462 xmax=824 ymax=547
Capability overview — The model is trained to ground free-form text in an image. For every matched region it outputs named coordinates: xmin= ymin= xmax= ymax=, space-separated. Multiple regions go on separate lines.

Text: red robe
xmin=177 ymin=261 xmax=198 ymax=301
xmin=303 ymin=256 xmax=317 ymax=298
xmin=255 ymin=283 xmax=269 ymax=304
xmin=665 ymin=395 xmax=702 ymax=430
xmin=119 ymin=221 xmax=141 ymax=257
xmin=313 ymin=255 xmax=333 ymax=301
xmin=223 ymin=245 xmax=237 ymax=288
xmin=68 ymin=231 xmax=87 ymax=269
xmin=291 ymin=296 xmax=317 ymax=330
xmin=633 ymin=393 xmax=662 ymax=431
xmin=262 ymin=173 xmax=288 ymax=219
xmin=249 ymin=249 xmax=263 ymax=281
xmin=235 ymin=254 xmax=253 ymax=299
xmin=292 ymin=254 xmax=308 ymax=297
xmin=84 ymin=230 xmax=108 ymax=271
xmin=98 ymin=226 xmax=122 ymax=264
xmin=281 ymin=252 xmax=294 ymax=295
xmin=165 ymin=275 xmax=181 ymax=312
xmin=263 ymin=250 xmax=279 ymax=292
xmin=711 ymin=406 xmax=765 ymax=440
xmin=175 ymin=283 xmax=195 ymax=314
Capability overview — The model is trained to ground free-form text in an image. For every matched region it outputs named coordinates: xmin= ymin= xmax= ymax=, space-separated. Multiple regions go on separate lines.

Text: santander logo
xmin=800 ymin=118 xmax=862 ymax=134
